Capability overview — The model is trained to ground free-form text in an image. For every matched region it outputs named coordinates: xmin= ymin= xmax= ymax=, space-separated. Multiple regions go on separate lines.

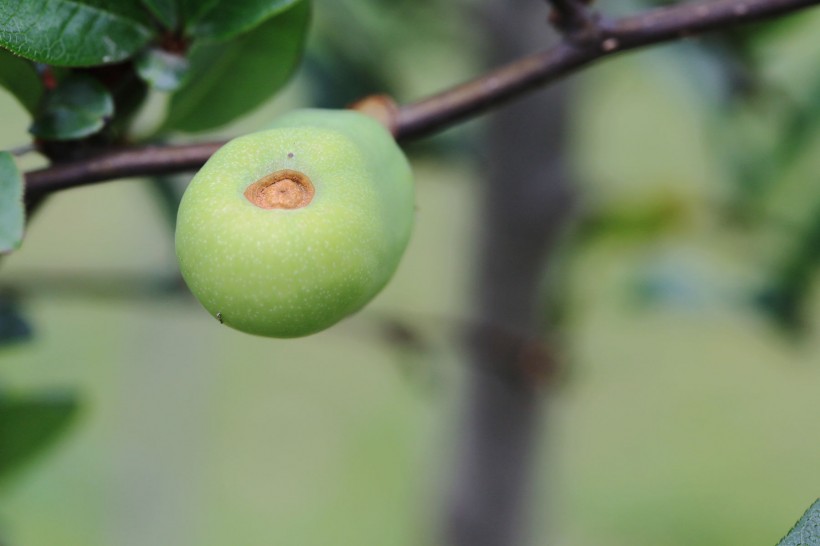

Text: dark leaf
xmin=755 ymin=281 xmax=806 ymax=335
xmin=0 ymin=293 xmax=32 ymax=346
xmin=141 ymin=0 xmax=179 ymax=29
xmin=186 ymin=0 xmax=300 ymax=41
xmin=0 ymin=48 xmax=42 ymax=114
xmin=0 ymin=0 xmax=155 ymax=66
xmin=753 ymin=205 xmax=820 ymax=335
xmin=777 ymin=499 xmax=820 ymax=546
xmin=30 ymin=74 xmax=114 ymax=140
xmin=161 ymin=0 xmax=309 ymax=132
xmin=178 ymin=0 xmax=219 ymax=30
xmin=0 ymin=391 xmax=80 ymax=482
xmin=0 ymin=152 xmax=24 ymax=254
xmin=774 ymin=68 xmax=820 ymax=169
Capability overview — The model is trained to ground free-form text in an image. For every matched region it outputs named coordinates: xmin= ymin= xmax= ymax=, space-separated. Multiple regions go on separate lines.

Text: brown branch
xmin=546 ymin=0 xmax=599 ymax=37
xmin=23 ymin=0 xmax=820 ymax=196
xmin=25 ymin=142 xmax=223 ymax=198
xmin=394 ymin=0 xmax=819 ymax=139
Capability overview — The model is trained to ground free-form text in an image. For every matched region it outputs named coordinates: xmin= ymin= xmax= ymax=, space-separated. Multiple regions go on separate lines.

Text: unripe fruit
xmin=175 ymin=109 xmax=414 ymax=338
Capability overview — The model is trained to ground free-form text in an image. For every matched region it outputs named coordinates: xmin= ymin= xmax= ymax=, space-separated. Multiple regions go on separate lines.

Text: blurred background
xmin=1 ymin=1 xmax=820 ymax=545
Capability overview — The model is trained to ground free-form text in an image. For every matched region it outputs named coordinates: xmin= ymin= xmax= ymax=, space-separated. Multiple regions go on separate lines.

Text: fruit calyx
xmin=244 ymin=169 xmax=314 ymax=210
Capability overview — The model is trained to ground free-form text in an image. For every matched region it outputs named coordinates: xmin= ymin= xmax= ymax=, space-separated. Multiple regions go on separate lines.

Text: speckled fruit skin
xmin=175 ymin=109 xmax=415 ymax=338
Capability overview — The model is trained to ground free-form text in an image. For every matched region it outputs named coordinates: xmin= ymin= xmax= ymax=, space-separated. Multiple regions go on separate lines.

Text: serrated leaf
xmin=0 ymin=48 xmax=42 ymax=114
xmin=136 ymin=48 xmax=190 ymax=91
xmin=187 ymin=0 xmax=300 ymax=41
xmin=0 ymin=152 xmax=24 ymax=254
xmin=30 ymin=74 xmax=114 ymax=140
xmin=0 ymin=0 xmax=155 ymax=66
xmin=162 ymin=0 xmax=309 ymax=133
xmin=777 ymin=499 xmax=820 ymax=546
xmin=0 ymin=391 xmax=80 ymax=482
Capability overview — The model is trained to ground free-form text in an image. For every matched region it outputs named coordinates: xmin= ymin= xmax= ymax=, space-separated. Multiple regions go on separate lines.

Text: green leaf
xmin=0 ymin=151 xmax=24 ymax=254
xmin=777 ymin=499 xmax=820 ymax=546
xmin=141 ymin=0 xmax=179 ymax=29
xmin=0 ymin=48 xmax=42 ymax=114
xmin=0 ymin=0 xmax=155 ymax=66
xmin=30 ymin=74 xmax=114 ymax=140
xmin=136 ymin=48 xmax=189 ymax=91
xmin=774 ymin=68 xmax=820 ymax=170
xmin=0 ymin=391 xmax=80 ymax=482
xmin=162 ymin=0 xmax=309 ymax=133
xmin=178 ymin=0 xmax=219 ymax=30
xmin=187 ymin=0 xmax=300 ymax=40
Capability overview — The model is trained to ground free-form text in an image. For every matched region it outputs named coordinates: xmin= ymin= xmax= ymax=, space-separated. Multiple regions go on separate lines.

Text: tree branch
xmin=546 ymin=0 xmax=598 ymax=37
xmin=394 ymin=0 xmax=818 ymax=139
xmin=23 ymin=0 xmax=820 ymax=196
xmin=25 ymin=142 xmax=223 ymax=199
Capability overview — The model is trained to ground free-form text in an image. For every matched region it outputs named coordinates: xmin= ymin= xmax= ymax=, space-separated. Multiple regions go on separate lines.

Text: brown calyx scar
xmin=244 ymin=169 xmax=314 ymax=210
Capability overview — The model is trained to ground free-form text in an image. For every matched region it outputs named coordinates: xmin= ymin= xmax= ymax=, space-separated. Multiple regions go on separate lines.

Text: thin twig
xmin=23 ymin=0 xmax=820 ymax=196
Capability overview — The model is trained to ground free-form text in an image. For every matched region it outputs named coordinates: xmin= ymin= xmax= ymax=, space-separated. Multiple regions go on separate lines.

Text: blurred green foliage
xmin=0 ymin=152 xmax=23 ymax=253
xmin=564 ymin=9 xmax=820 ymax=335
xmin=0 ymin=390 xmax=79 ymax=484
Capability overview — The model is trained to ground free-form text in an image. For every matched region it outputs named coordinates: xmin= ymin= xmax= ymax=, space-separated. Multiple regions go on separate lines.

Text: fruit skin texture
xmin=175 ymin=109 xmax=415 ymax=338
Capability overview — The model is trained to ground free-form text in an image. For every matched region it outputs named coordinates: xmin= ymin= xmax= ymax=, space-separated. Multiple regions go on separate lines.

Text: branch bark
xmin=546 ymin=0 xmax=596 ymax=35
xmin=23 ymin=0 xmax=820 ymax=196
xmin=25 ymin=142 xmax=222 ymax=200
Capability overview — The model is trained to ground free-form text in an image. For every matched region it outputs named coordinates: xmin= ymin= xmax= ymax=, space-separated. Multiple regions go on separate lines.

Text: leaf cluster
xmin=0 ymin=0 xmax=311 ymax=259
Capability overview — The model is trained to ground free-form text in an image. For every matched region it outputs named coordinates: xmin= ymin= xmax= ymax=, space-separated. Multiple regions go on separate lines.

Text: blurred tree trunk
xmin=440 ymin=2 xmax=576 ymax=545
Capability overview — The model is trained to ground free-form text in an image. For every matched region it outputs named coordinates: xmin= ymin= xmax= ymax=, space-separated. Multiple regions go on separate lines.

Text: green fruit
xmin=175 ymin=109 xmax=415 ymax=338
